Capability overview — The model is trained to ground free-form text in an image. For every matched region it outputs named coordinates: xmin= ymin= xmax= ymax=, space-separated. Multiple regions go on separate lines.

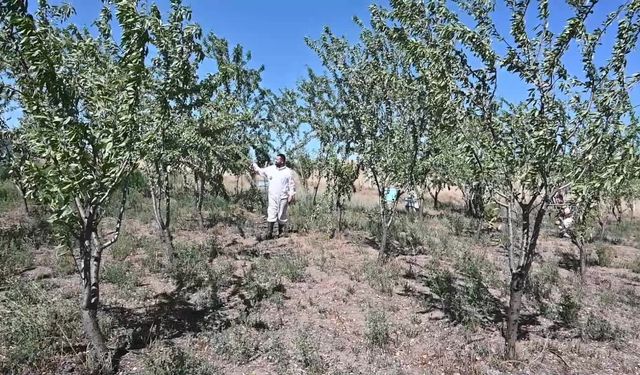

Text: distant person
xmin=251 ymin=153 xmax=296 ymax=240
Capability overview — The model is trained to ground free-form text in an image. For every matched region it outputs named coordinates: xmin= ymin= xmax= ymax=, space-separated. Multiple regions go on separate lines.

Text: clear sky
xmin=44 ymin=0 xmax=383 ymax=94
xmin=8 ymin=0 xmax=639 ymax=131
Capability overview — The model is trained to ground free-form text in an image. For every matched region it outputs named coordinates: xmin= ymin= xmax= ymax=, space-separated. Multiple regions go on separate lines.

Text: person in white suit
xmin=251 ymin=153 xmax=296 ymax=239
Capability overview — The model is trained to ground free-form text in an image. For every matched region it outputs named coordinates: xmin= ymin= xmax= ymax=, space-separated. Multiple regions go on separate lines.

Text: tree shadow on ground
xmin=400 ymin=273 xmax=506 ymax=327
xmin=557 ymin=251 xmax=598 ymax=272
xmin=103 ymin=292 xmax=219 ymax=371
xmin=104 ymin=249 xmax=288 ymax=372
xmin=557 ymin=251 xmax=580 ymax=272
xmin=399 ymin=271 xmax=543 ymax=341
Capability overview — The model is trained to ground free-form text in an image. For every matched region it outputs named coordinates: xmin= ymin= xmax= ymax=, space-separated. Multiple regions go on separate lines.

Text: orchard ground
xmin=1 ymin=174 xmax=640 ymax=375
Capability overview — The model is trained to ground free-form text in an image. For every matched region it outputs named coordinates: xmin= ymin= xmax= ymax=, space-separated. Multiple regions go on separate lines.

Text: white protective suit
xmin=253 ymin=163 xmax=296 ymax=224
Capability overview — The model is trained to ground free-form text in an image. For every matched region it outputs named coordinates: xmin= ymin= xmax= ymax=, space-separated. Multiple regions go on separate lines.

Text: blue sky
xmin=8 ymin=0 xmax=639 ymax=133
xmin=45 ymin=0 xmax=381 ymax=94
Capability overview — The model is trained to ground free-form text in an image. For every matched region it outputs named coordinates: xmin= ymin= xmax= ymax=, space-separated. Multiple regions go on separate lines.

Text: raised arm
xmin=288 ymin=172 xmax=296 ymax=201
xmin=252 ymin=162 xmax=267 ymax=177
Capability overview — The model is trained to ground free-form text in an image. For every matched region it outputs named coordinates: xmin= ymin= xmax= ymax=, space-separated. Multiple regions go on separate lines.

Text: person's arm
xmin=252 ymin=162 xmax=268 ymax=177
xmin=288 ymin=171 xmax=296 ymax=203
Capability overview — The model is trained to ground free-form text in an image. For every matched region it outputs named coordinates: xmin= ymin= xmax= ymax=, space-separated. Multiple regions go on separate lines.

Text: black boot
xmin=266 ymin=222 xmax=274 ymax=240
xmin=278 ymin=223 xmax=286 ymax=237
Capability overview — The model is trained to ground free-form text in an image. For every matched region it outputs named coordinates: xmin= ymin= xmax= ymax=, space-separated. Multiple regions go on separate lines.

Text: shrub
xmin=362 ymin=260 xmax=399 ymax=296
xmin=273 ymin=251 xmax=308 ymax=282
xmin=629 ymin=256 xmax=640 ymax=274
xmin=0 ymin=230 xmax=32 ymax=284
xmin=425 ymin=267 xmax=499 ymax=329
xmin=288 ymin=195 xmax=334 ymax=233
xmin=171 ymin=244 xmax=210 ymax=289
xmin=233 ymin=186 xmax=265 ymax=213
xmin=0 ymin=281 xmax=82 ymax=373
xmin=0 ymin=180 xmax=22 ymax=211
xmin=526 ymin=262 xmax=560 ymax=311
xmin=365 ymin=309 xmax=391 ymax=349
xmin=581 ymin=313 xmax=623 ymax=342
xmin=102 ymin=261 xmax=139 ymax=291
xmin=143 ymin=342 xmax=220 ymax=375
xmin=558 ymin=292 xmax=581 ymax=328
xmin=595 ymin=245 xmax=615 ymax=267
xmin=212 ymin=325 xmax=261 ymax=364
xmin=294 ymin=328 xmax=326 ymax=373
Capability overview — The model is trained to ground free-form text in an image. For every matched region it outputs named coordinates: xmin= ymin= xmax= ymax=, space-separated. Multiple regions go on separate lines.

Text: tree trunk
xmin=160 ymin=227 xmax=175 ymax=269
xmin=379 ymin=222 xmax=389 ymax=261
xmin=598 ymin=217 xmax=606 ymax=241
xmin=418 ymin=188 xmax=426 ymax=217
xmin=432 ymin=188 xmax=440 ymax=209
xmin=196 ymin=172 xmax=205 ymax=229
xmin=570 ymin=235 xmax=587 ymax=281
xmin=312 ymin=176 xmax=321 ymax=206
xmin=16 ymin=183 xmax=29 ymax=214
xmin=80 ymin=231 xmax=112 ymax=374
xmin=82 ymin=309 xmax=112 ymax=374
xmin=466 ymin=183 xmax=485 ymax=219
xmin=505 ymin=272 xmax=525 ymax=360
xmin=504 ymin=202 xmax=546 ymax=360
xmin=150 ymin=169 xmax=175 ymax=270
xmin=579 ymin=242 xmax=587 ymax=280
xmin=338 ymin=205 xmax=344 ymax=233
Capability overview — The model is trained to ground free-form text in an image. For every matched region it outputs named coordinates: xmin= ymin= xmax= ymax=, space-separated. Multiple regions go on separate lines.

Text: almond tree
xmin=307 ymin=10 xmax=463 ymax=257
xmin=388 ymin=0 xmax=639 ymax=359
xmin=1 ymin=1 xmax=148 ymax=371
xmin=560 ymin=3 xmax=640 ymax=279
xmin=464 ymin=0 xmax=637 ymax=359
xmin=298 ymin=69 xmax=358 ymax=234
xmin=183 ymin=33 xmax=268 ymax=227
xmin=143 ymin=0 xmax=203 ymax=266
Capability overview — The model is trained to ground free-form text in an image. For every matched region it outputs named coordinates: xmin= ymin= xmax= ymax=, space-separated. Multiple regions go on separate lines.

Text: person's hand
xmin=288 ymin=195 xmax=295 ymax=204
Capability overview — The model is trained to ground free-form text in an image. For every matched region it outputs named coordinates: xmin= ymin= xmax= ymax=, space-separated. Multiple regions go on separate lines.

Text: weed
xmin=212 ymin=325 xmax=261 ymax=364
xmin=526 ymin=262 xmax=560 ymax=313
xmin=142 ymin=237 xmax=164 ymax=273
xmin=581 ymin=313 xmax=624 ymax=342
xmin=0 ymin=281 xmax=82 ymax=373
xmin=447 ymin=213 xmax=467 ymax=236
xmin=111 ymin=230 xmax=139 ymax=261
xmin=244 ymin=258 xmax=285 ymax=304
xmin=619 ymin=287 xmax=640 ymax=308
xmin=558 ymin=292 xmax=581 ymax=328
xmin=362 ymin=260 xmax=399 ymax=295
xmin=102 ymin=261 xmax=139 ymax=291
xmin=294 ymin=328 xmax=326 ymax=373
xmin=365 ymin=309 xmax=391 ymax=349
xmin=401 ymin=322 xmax=420 ymax=339
xmin=346 ymin=283 xmax=356 ymax=295
xmin=629 ymin=256 xmax=640 ymax=274
xmin=425 ymin=267 xmax=499 ymax=329
xmin=599 ymin=289 xmax=619 ymax=307
xmin=0 ymin=230 xmax=32 ymax=283
xmin=595 ymin=245 xmax=615 ymax=267
xmin=143 ymin=342 xmax=220 ymax=375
